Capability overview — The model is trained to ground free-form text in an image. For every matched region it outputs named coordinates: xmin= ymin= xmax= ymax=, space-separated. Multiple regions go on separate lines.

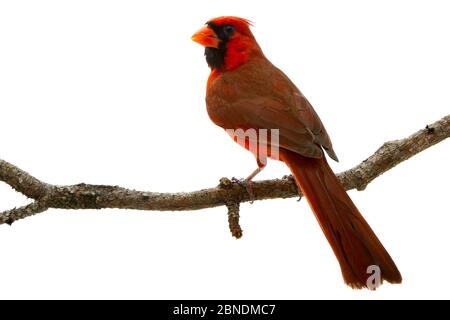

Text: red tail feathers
xmin=280 ymin=149 xmax=402 ymax=289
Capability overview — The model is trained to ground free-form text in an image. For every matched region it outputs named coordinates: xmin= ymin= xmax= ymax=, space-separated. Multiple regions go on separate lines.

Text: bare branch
xmin=0 ymin=200 xmax=49 ymax=225
xmin=0 ymin=160 xmax=49 ymax=199
xmin=1 ymin=115 xmax=449 ymax=228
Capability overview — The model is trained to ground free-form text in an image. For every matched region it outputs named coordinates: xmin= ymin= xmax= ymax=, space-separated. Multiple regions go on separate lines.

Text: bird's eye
xmin=223 ymin=25 xmax=235 ymax=37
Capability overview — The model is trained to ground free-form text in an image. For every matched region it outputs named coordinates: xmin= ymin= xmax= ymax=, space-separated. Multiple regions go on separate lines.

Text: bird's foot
xmin=232 ymin=177 xmax=256 ymax=204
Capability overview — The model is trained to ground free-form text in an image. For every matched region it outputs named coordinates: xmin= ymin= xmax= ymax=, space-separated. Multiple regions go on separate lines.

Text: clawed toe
xmin=232 ymin=178 xmax=255 ymax=203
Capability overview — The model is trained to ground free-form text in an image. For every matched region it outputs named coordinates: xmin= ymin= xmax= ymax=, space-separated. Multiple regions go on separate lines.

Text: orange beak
xmin=191 ymin=25 xmax=219 ymax=48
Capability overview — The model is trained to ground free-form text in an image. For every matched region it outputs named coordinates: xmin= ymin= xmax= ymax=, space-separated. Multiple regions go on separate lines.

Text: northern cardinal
xmin=192 ymin=16 xmax=401 ymax=289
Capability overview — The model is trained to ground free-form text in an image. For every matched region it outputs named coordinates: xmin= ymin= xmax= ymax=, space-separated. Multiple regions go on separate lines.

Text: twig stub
xmin=226 ymin=202 xmax=243 ymax=239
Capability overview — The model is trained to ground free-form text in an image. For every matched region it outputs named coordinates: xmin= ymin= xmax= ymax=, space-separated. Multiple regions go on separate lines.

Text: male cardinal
xmin=192 ymin=16 xmax=401 ymax=289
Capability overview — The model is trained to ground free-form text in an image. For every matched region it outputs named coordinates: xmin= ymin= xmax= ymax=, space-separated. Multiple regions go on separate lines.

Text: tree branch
xmin=1 ymin=115 xmax=449 ymax=228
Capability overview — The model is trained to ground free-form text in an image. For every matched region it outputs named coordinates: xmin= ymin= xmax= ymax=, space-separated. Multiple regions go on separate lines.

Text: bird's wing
xmin=271 ymin=66 xmax=338 ymax=161
xmin=206 ymin=60 xmax=338 ymax=160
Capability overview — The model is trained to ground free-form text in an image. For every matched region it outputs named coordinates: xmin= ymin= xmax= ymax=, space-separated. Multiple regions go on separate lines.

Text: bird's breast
xmin=205 ymin=58 xmax=275 ymax=130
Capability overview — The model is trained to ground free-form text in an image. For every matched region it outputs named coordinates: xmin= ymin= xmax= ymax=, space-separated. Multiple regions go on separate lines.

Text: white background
xmin=0 ymin=0 xmax=449 ymax=299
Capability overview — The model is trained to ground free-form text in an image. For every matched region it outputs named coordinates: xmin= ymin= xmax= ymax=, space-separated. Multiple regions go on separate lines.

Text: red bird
xmin=192 ymin=16 xmax=401 ymax=289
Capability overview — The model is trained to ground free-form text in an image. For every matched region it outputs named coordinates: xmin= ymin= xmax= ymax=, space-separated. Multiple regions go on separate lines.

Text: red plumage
xmin=192 ymin=16 xmax=401 ymax=288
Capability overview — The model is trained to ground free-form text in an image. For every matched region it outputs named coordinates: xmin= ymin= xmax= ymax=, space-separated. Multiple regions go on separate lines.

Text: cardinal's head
xmin=191 ymin=16 xmax=262 ymax=71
